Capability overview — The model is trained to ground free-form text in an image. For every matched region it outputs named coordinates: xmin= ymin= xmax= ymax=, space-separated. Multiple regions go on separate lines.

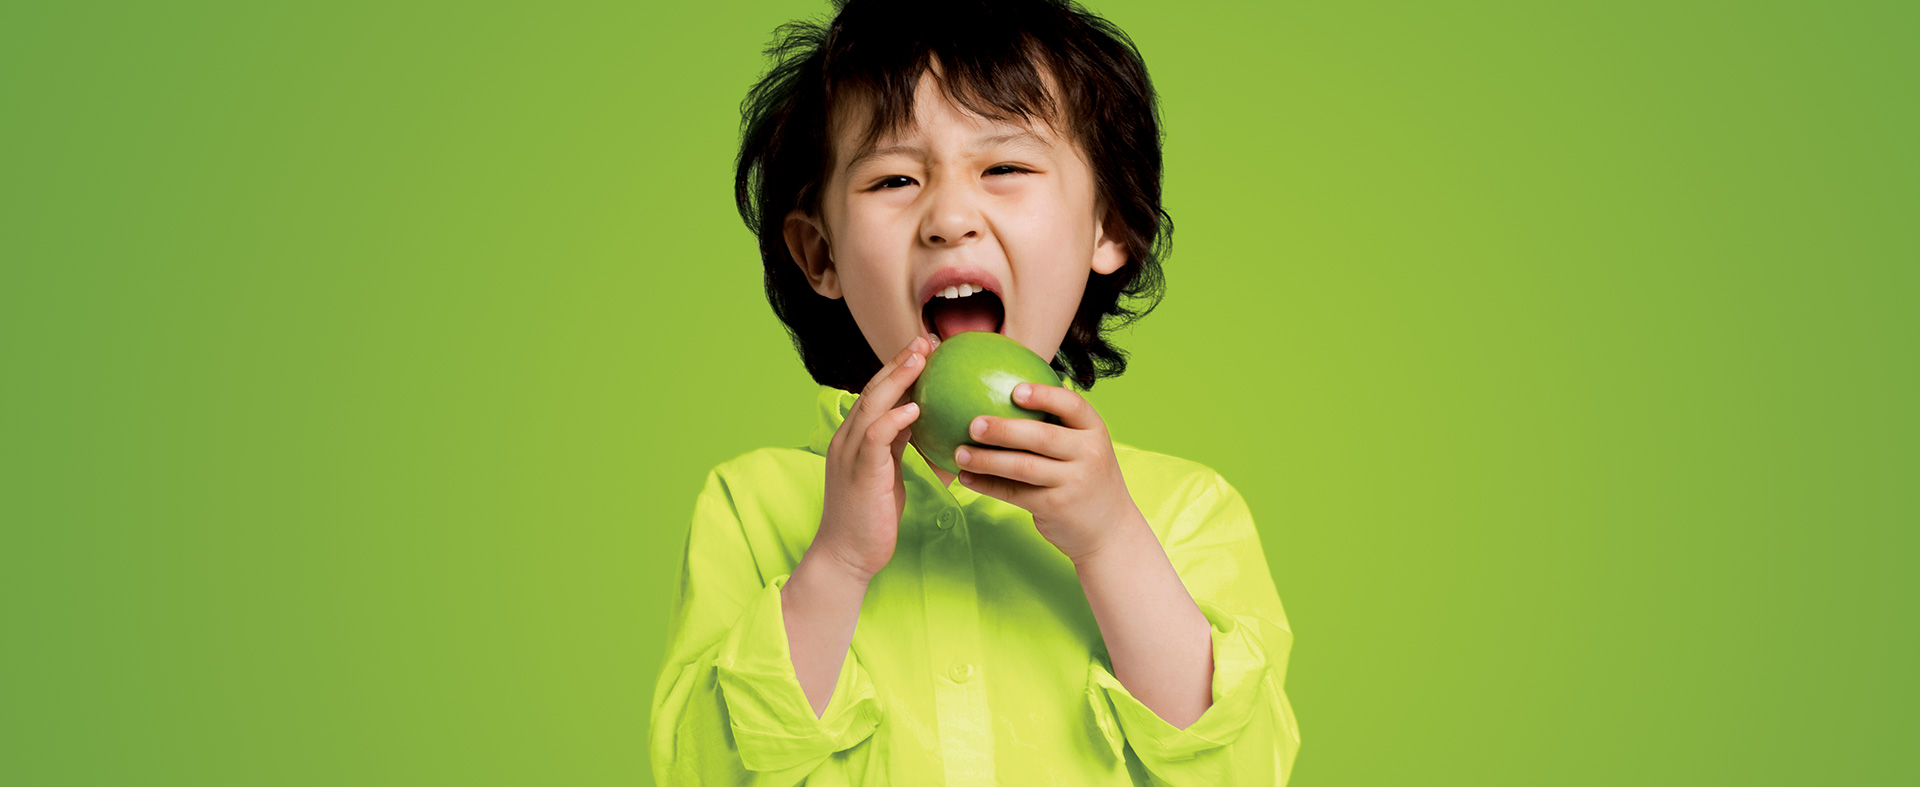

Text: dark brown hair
xmin=735 ymin=0 xmax=1171 ymax=392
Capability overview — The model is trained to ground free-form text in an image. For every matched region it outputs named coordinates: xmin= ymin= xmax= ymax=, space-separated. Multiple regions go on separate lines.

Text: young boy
xmin=651 ymin=1 xmax=1301 ymax=784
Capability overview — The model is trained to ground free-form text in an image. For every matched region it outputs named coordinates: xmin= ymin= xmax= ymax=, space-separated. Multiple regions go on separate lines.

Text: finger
xmin=863 ymin=336 xmax=926 ymax=397
xmin=954 ymin=444 xmax=1067 ymax=488
xmin=854 ymin=401 xmax=920 ymax=478
xmin=889 ymin=407 xmax=915 ymax=460
xmin=967 ymin=414 xmax=1077 ymax=461
xmin=848 ymin=337 xmax=928 ymax=435
xmin=1011 ymin=382 xmax=1102 ymax=432
xmin=957 ymin=469 xmax=1042 ymax=508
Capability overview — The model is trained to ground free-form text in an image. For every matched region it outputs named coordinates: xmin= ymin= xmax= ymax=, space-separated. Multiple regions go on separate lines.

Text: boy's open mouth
xmin=922 ymin=288 xmax=1005 ymax=341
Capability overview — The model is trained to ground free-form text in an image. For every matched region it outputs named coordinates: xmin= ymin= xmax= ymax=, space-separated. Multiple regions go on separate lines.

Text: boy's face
xmin=783 ymin=64 xmax=1129 ymax=370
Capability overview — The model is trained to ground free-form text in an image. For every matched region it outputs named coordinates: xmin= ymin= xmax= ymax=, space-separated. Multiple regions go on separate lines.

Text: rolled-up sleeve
xmin=650 ymin=470 xmax=883 ymax=786
xmin=1084 ymin=472 xmax=1303 ymax=785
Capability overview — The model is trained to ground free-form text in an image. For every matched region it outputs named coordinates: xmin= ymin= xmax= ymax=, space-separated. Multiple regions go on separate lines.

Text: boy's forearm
xmin=781 ymin=546 xmax=871 ymax=718
xmin=1075 ymin=510 xmax=1215 ymax=729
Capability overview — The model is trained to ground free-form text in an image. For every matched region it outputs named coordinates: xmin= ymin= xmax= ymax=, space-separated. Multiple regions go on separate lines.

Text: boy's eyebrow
xmin=844 ymin=130 xmax=1053 ymax=174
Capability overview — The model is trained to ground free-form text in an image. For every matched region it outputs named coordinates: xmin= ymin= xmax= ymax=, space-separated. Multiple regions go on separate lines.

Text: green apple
xmin=909 ymin=330 xmax=1064 ymax=476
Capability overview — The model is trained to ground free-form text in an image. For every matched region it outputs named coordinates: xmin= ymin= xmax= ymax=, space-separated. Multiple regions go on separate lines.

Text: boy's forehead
xmin=829 ymin=81 xmax=1072 ymax=167
xmin=834 ymin=104 xmax=1052 ymax=155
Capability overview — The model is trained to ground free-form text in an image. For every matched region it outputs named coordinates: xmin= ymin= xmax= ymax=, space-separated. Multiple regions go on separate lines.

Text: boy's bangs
xmin=825 ymin=22 xmax=1073 ymax=163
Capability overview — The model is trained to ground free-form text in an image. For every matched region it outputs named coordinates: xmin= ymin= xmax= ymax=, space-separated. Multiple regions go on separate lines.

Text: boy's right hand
xmin=810 ymin=336 xmax=928 ymax=585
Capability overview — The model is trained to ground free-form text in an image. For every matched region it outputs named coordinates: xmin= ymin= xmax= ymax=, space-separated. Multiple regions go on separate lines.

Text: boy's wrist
xmin=1068 ymin=506 xmax=1157 ymax=570
xmin=798 ymin=544 xmax=877 ymax=590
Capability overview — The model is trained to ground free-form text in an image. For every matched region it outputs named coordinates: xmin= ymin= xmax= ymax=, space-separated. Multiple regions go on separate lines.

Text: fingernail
xmin=1014 ymin=384 xmax=1029 ymax=402
xmin=970 ymin=417 xmax=986 ymax=437
xmin=955 ymin=447 xmax=971 ymax=464
xmin=905 ymin=352 xmax=920 ymax=368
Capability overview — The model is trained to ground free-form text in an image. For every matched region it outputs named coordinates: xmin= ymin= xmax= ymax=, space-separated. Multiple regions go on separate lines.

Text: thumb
xmin=890 ymin=426 xmax=912 ymax=466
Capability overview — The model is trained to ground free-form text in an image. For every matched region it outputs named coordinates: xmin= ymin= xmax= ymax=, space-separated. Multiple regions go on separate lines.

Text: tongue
xmin=932 ymin=299 xmax=1001 ymax=340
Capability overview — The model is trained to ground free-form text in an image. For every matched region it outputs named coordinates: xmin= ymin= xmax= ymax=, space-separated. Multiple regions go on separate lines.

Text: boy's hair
xmin=735 ymin=0 xmax=1171 ymax=392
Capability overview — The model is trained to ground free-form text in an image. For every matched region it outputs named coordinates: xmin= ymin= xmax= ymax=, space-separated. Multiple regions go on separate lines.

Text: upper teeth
xmin=938 ymin=284 xmax=984 ymax=299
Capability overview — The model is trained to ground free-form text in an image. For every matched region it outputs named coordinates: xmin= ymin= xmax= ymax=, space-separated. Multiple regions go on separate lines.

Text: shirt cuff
xmin=1085 ymin=599 xmax=1273 ymax=768
xmin=713 ymin=573 xmax=883 ymax=773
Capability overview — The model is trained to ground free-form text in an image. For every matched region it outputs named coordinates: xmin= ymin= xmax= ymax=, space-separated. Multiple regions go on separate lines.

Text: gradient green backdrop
xmin=4 ymin=1 xmax=1913 ymax=784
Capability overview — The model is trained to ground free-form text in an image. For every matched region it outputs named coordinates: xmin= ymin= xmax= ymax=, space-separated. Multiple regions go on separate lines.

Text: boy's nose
xmin=922 ymin=184 xmax=985 ymax=246
xmin=927 ymin=226 xmax=979 ymax=245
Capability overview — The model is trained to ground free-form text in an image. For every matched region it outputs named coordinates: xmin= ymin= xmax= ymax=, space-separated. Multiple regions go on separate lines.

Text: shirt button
xmin=948 ymin=662 xmax=975 ymax=683
xmin=936 ymin=509 xmax=960 ymax=529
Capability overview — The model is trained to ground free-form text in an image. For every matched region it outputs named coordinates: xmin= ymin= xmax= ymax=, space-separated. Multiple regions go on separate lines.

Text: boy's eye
xmin=868 ymin=166 xmax=1031 ymax=191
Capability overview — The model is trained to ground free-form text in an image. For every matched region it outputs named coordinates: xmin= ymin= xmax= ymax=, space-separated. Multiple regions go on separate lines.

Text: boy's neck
xmin=929 ymin=464 xmax=958 ymax=488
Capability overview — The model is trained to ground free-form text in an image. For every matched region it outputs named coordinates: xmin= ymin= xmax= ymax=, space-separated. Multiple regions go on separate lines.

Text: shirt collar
xmin=807 ymin=384 xmax=982 ymax=505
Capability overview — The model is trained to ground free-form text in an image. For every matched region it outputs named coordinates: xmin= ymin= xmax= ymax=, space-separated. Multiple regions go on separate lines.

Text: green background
xmin=4 ymin=1 xmax=1913 ymax=784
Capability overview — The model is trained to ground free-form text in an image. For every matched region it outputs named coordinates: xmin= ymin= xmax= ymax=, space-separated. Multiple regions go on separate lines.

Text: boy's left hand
xmin=955 ymin=382 xmax=1145 ymax=565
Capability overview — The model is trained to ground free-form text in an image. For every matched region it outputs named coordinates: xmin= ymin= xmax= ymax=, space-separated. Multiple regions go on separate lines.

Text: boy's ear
xmin=1090 ymin=204 xmax=1129 ymax=276
xmin=783 ymin=209 xmax=841 ymax=299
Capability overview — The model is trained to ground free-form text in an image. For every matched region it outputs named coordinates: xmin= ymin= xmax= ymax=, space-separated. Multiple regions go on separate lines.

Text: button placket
xmin=920 ymin=501 xmax=993 ymax=785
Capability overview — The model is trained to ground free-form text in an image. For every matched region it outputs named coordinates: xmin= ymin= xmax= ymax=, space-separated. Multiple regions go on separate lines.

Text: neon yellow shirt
xmin=650 ymin=385 xmax=1302 ymax=785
